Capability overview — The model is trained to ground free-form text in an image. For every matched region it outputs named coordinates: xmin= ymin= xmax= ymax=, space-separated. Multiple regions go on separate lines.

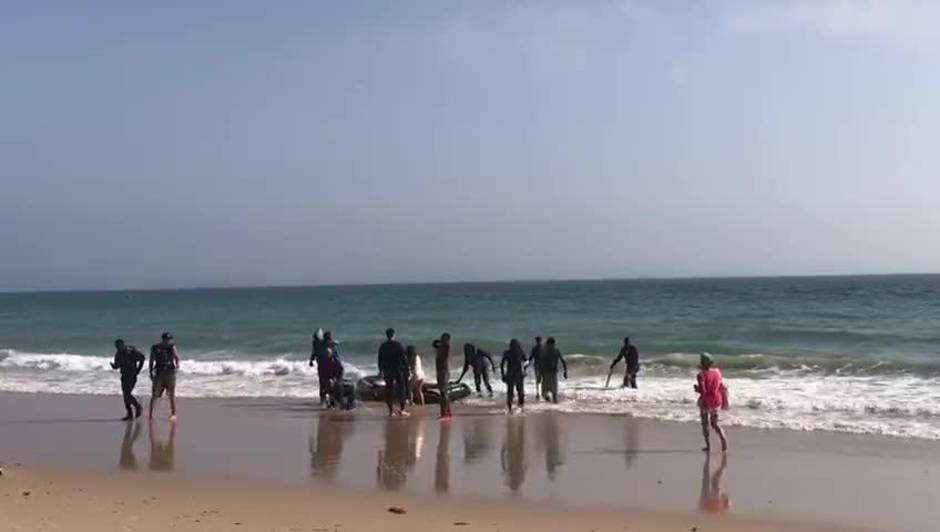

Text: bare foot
xmin=169 ymin=414 xmax=177 ymax=422
xmin=399 ymin=411 xmax=411 ymax=418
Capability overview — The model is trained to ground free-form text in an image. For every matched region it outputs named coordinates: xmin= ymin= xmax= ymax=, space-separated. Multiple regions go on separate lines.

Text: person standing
xmin=309 ymin=329 xmax=331 ymax=405
xmin=111 ymin=339 xmax=145 ymax=420
xmin=500 ymin=339 xmax=527 ymax=413
xmin=695 ymin=353 xmax=729 ymax=453
xmin=378 ymin=328 xmax=409 ymax=417
xmin=456 ymin=343 xmax=496 ymax=397
xmin=525 ymin=336 xmax=543 ymax=399
xmin=610 ymin=337 xmax=640 ymax=389
xmin=149 ymin=332 xmax=180 ymax=421
xmin=539 ymin=337 xmax=567 ymax=404
xmin=435 ymin=333 xmax=453 ymax=420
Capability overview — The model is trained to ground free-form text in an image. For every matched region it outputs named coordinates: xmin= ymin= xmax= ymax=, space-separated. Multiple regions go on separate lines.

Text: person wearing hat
xmin=149 ymin=332 xmax=180 ymax=421
xmin=694 ymin=353 xmax=728 ymax=452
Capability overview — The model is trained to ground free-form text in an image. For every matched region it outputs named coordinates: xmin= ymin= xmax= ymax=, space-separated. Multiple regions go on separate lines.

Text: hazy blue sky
xmin=3 ymin=1 xmax=939 ymax=291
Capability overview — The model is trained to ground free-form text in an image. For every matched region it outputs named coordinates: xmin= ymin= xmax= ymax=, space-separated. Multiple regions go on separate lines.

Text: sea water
xmin=2 ymin=276 xmax=939 ymax=438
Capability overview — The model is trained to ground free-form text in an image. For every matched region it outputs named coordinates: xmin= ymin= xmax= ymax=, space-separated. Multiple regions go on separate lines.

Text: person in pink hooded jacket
xmin=694 ymin=353 xmax=728 ymax=452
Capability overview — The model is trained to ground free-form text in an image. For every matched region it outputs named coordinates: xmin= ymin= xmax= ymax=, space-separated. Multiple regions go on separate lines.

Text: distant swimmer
xmin=434 ymin=333 xmax=454 ymax=420
xmin=525 ymin=336 xmax=543 ymax=399
xmin=309 ymin=329 xmax=331 ymax=405
xmin=378 ymin=328 xmax=410 ymax=417
xmin=110 ymin=339 xmax=145 ymax=420
xmin=539 ymin=337 xmax=567 ymax=404
xmin=407 ymin=345 xmax=426 ymax=406
xmin=609 ymin=337 xmax=640 ymax=389
xmin=500 ymin=339 xmax=527 ymax=413
xmin=148 ymin=332 xmax=180 ymax=421
xmin=694 ymin=353 xmax=729 ymax=453
xmin=457 ymin=343 xmax=496 ymax=398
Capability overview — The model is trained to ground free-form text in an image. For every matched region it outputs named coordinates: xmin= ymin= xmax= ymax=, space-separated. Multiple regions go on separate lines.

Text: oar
xmin=604 ymin=367 xmax=614 ymax=389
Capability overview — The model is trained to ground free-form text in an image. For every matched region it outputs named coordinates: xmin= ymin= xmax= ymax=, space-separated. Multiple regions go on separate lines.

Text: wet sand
xmin=2 ymin=392 xmax=939 ymax=531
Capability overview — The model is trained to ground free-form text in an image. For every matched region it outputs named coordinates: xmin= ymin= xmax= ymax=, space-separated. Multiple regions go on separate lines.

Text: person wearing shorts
xmin=149 ymin=332 xmax=180 ymax=420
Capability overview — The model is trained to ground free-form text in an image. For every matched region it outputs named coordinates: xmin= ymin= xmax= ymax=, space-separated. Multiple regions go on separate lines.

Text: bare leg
xmin=168 ymin=392 xmax=177 ymax=420
xmin=710 ymin=412 xmax=728 ymax=451
xmin=700 ymin=410 xmax=711 ymax=451
xmin=149 ymin=396 xmax=158 ymax=420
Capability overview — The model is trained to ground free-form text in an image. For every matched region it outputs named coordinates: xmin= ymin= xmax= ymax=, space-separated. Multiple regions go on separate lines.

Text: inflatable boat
xmin=356 ymin=375 xmax=472 ymax=404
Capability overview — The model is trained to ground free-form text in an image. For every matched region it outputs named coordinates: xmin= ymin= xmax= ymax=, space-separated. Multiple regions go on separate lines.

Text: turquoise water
xmin=2 ymin=276 xmax=940 ymax=438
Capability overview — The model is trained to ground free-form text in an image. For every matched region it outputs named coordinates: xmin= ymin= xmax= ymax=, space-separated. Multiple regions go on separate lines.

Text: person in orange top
xmin=694 ymin=352 xmax=728 ymax=452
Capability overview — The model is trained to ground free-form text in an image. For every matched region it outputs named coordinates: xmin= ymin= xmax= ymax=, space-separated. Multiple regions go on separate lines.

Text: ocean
xmin=2 ymin=276 xmax=939 ymax=439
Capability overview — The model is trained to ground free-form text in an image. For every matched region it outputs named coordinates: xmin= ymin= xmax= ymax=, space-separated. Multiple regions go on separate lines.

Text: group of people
xmin=111 ymin=330 xmax=728 ymax=451
xmin=109 ymin=332 xmax=180 ymax=421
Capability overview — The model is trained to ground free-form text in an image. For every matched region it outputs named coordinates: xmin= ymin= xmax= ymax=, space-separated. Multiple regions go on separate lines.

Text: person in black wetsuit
xmin=111 ymin=339 xmax=145 ymax=420
xmin=540 ymin=337 xmax=567 ymax=404
xmin=378 ymin=328 xmax=410 ymax=417
xmin=309 ymin=329 xmax=331 ymax=404
xmin=457 ymin=343 xmax=496 ymax=397
xmin=500 ymin=339 xmax=527 ymax=413
xmin=610 ymin=337 xmax=640 ymax=389
xmin=525 ymin=336 xmax=543 ymax=399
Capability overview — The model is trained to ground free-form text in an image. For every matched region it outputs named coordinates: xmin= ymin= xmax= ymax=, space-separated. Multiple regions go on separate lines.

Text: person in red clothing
xmin=694 ymin=353 xmax=728 ymax=452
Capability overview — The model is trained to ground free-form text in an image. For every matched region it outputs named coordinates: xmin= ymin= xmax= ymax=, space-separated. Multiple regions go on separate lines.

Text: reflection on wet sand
xmin=119 ymin=421 xmax=142 ymax=470
xmin=699 ymin=453 xmax=730 ymax=514
xmin=377 ymin=418 xmax=425 ymax=491
xmin=624 ymin=417 xmax=640 ymax=469
xmin=537 ymin=413 xmax=565 ymax=481
xmin=463 ymin=417 xmax=493 ymax=464
xmin=501 ymin=416 xmax=526 ymax=492
xmin=435 ymin=421 xmax=451 ymax=493
xmin=310 ymin=416 xmax=354 ymax=480
xmin=148 ymin=421 xmax=176 ymax=472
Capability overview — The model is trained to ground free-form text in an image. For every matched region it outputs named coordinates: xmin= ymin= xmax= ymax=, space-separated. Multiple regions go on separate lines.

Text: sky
xmin=2 ymin=0 xmax=939 ymax=291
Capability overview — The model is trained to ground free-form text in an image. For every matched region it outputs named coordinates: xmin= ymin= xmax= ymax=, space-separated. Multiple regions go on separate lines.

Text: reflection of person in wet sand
xmin=623 ymin=417 xmax=639 ymax=469
xmin=537 ymin=413 xmax=564 ymax=481
xmin=148 ymin=421 xmax=176 ymax=472
xmin=463 ymin=417 xmax=492 ymax=464
xmin=377 ymin=418 xmax=424 ymax=490
xmin=119 ymin=421 xmax=142 ymax=470
xmin=434 ymin=421 xmax=451 ymax=493
xmin=500 ymin=416 xmax=526 ymax=492
xmin=699 ymin=453 xmax=730 ymax=514
xmin=310 ymin=417 xmax=354 ymax=480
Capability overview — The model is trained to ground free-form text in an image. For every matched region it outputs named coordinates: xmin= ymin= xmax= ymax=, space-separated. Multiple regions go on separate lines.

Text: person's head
xmin=385 ymin=328 xmax=395 ymax=340
xmin=324 ymin=331 xmax=333 ymax=341
xmin=546 ymin=337 xmax=556 ymax=346
xmin=464 ymin=343 xmax=475 ymax=356
xmin=432 ymin=339 xmax=441 ymax=349
xmin=535 ymin=336 xmax=543 ymax=345
xmin=441 ymin=332 xmax=451 ymax=343
xmin=699 ymin=352 xmax=714 ymax=370
xmin=115 ymin=339 xmax=126 ymax=351
xmin=624 ymin=337 xmax=631 ymax=346
xmin=160 ymin=332 xmax=173 ymax=345
xmin=509 ymin=338 xmax=521 ymax=351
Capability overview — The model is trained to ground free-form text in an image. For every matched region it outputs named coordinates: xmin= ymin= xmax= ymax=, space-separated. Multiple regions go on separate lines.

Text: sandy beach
xmin=2 ymin=392 xmax=939 ymax=531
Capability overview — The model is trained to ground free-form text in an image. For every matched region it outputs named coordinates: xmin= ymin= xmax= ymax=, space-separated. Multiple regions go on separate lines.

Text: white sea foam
xmin=3 ymin=349 xmax=940 ymax=439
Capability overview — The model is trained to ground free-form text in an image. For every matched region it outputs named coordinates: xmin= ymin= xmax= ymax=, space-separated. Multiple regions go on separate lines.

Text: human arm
xmin=500 ymin=353 xmax=508 ymax=381
xmin=310 ymin=340 xmax=316 ymax=367
xmin=482 ymin=351 xmax=496 ymax=373
xmin=111 ymin=352 xmax=119 ymax=370
xmin=148 ymin=349 xmax=155 ymax=379
xmin=171 ymin=345 xmax=180 ymax=370
xmin=134 ymin=349 xmax=145 ymax=375
xmin=560 ymin=352 xmax=568 ymax=379
xmin=611 ymin=348 xmax=625 ymax=370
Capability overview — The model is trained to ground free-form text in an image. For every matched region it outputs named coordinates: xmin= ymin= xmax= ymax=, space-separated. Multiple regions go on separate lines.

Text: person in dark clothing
xmin=309 ymin=329 xmax=332 ymax=404
xmin=539 ymin=337 xmax=567 ymax=404
xmin=610 ymin=337 xmax=640 ymax=389
xmin=111 ymin=339 xmax=145 ymax=420
xmin=378 ymin=328 xmax=409 ymax=417
xmin=324 ymin=345 xmax=353 ymax=410
xmin=456 ymin=343 xmax=496 ymax=397
xmin=149 ymin=332 xmax=180 ymax=420
xmin=525 ymin=337 xmax=543 ymax=399
xmin=500 ymin=339 xmax=527 ymax=413
xmin=435 ymin=333 xmax=453 ymax=419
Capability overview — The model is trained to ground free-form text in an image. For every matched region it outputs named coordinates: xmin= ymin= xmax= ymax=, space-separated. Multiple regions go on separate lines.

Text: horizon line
xmin=1 ymin=271 xmax=939 ymax=296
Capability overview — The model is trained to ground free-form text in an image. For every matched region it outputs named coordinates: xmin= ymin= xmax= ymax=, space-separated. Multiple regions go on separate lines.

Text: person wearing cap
xmin=694 ymin=353 xmax=728 ymax=452
xmin=149 ymin=332 xmax=180 ymax=421
xmin=110 ymin=339 xmax=146 ymax=420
